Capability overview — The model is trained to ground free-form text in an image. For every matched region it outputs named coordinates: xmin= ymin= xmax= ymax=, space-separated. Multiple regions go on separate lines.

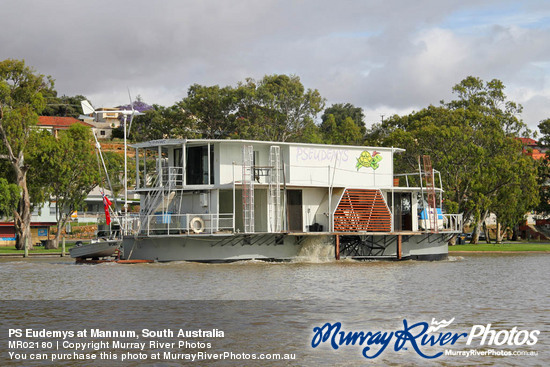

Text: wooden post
xmin=24 ymin=236 xmax=28 ymax=258
xmin=397 ymin=234 xmax=402 ymax=260
xmin=61 ymin=236 xmax=65 ymax=257
xmin=335 ymin=235 xmax=340 ymax=260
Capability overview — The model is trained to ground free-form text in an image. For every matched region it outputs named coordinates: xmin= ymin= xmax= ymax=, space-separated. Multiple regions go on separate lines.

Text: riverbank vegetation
xmin=2 ymin=58 xmax=550 ymax=247
xmin=449 ymin=243 xmax=550 ymax=252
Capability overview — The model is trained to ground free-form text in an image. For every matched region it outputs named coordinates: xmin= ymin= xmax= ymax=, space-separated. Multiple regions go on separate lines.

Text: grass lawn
xmin=449 ymin=242 xmax=550 ymax=252
xmin=0 ymin=243 xmax=76 ymax=254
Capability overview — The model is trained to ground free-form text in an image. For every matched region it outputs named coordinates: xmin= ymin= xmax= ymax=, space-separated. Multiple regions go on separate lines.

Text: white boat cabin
xmin=128 ymin=139 xmax=462 ymax=236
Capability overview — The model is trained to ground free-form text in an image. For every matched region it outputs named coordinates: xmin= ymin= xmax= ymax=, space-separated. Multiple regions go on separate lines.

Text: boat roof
xmin=130 ymin=138 xmax=405 ymax=153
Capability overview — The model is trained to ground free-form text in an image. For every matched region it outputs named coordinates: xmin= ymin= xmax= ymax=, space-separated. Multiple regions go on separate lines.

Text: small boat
xmin=69 ymin=238 xmax=120 ymax=260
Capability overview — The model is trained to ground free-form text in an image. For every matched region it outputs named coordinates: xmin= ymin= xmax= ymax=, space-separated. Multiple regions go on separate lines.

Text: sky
xmin=2 ymin=0 xmax=550 ymax=132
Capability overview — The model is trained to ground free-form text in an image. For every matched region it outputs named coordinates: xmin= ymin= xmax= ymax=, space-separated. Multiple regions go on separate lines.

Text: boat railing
xmin=139 ymin=213 xmax=234 ymax=236
xmin=156 ymin=167 xmax=184 ymax=187
xmin=140 ymin=167 xmax=178 ymax=189
xmin=116 ymin=214 xmax=141 ymax=235
xmin=418 ymin=212 xmax=463 ymax=233
xmin=394 ymin=169 xmax=443 ymax=189
xmin=442 ymin=213 xmax=463 ymax=233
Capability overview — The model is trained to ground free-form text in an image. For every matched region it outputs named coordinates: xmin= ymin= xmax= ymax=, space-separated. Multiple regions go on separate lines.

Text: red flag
xmin=102 ymin=192 xmax=112 ymax=225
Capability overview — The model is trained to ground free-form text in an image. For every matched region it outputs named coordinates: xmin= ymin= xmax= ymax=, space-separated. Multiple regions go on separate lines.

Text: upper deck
xmin=131 ymin=139 xmax=405 ymax=191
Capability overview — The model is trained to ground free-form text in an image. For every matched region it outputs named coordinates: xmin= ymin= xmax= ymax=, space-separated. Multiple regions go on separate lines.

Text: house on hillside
xmin=37 ymin=116 xmax=95 ymax=138
xmin=78 ymin=107 xmax=124 ymax=139
xmin=518 ymin=137 xmax=547 ymax=160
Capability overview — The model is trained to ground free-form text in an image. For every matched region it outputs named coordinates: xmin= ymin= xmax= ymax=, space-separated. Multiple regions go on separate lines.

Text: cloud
xmin=1 ymin=0 xmax=550 ymax=130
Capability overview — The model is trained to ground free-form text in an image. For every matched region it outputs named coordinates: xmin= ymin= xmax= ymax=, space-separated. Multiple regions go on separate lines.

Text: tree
xmin=251 ymin=74 xmax=325 ymax=142
xmin=321 ymin=103 xmax=366 ymax=145
xmin=323 ymin=115 xmax=363 ymax=145
xmin=42 ymin=93 xmax=88 ymax=118
xmin=129 ymin=104 xmax=195 ymax=141
xmin=178 ymin=84 xmax=238 ymax=139
xmin=0 ymin=59 xmax=54 ymax=249
xmin=174 ymin=74 xmax=325 ymax=142
xmin=366 ymin=76 xmax=538 ymax=243
xmin=38 ymin=124 xmax=100 ymax=248
xmin=535 ymin=118 xmax=550 ymax=215
xmin=0 ymin=177 xmax=19 ymax=218
xmin=490 ymin=152 xmax=539 ymax=242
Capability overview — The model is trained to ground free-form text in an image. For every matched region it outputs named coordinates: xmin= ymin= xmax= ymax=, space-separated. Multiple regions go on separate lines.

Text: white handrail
xmin=140 ymin=213 xmax=234 ymax=236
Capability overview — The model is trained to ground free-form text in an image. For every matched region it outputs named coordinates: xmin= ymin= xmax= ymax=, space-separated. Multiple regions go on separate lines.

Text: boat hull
xmin=122 ymin=234 xmax=302 ymax=262
xmin=121 ymin=232 xmax=450 ymax=262
xmin=70 ymin=240 xmax=120 ymax=259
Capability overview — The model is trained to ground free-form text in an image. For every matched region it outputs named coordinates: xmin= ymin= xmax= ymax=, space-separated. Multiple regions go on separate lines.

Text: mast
xmin=124 ymin=114 xmax=128 ymax=228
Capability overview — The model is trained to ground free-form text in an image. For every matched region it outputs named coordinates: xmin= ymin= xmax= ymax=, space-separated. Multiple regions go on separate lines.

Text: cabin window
xmin=186 ymin=145 xmax=215 ymax=185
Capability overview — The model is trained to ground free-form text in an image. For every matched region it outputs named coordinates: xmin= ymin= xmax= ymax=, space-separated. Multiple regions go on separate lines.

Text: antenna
xmin=78 ymin=95 xmax=145 ymax=235
xmin=127 ymin=88 xmax=136 ymax=135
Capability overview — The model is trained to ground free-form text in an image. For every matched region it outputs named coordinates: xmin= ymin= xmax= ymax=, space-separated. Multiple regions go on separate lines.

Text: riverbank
xmin=449 ymin=242 xmax=550 ymax=252
xmin=0 ymin=242 xmax=76 ymax=257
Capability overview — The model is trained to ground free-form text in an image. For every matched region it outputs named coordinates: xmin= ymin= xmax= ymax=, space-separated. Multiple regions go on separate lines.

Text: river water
xmin=0 ymin=253 xmax=548 ymax=366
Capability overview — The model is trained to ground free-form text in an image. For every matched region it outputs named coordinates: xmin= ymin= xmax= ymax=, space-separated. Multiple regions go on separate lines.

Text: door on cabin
xmin=287 ymin=190 xmax=303 ymax=232
xmin=393 ymin=192 xmax=412 ymax=231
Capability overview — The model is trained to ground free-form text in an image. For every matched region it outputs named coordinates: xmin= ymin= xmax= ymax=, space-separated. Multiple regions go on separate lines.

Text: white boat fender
xmin=190 ymin=217 xmax=205 ymax=234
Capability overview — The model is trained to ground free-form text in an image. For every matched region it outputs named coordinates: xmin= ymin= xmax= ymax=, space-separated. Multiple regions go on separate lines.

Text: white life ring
xmin=190 ymin=217 xmax=205 ymax=234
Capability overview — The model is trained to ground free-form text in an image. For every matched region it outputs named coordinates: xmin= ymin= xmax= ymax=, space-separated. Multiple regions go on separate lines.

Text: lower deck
xmin=120 ymin=231 xmax=451 ymax=262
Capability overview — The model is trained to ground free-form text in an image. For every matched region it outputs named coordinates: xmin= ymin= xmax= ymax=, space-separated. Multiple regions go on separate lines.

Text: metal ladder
xmin=242 ymin=145 xmax=255 ymax=233
xmin=422 ymin=155 xmax=438 ymax=233
xmin=268 ymin=146 xmax=281 ymax=232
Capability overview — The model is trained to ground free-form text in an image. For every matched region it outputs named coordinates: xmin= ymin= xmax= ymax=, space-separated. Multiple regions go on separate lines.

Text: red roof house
xmin=37 ymin=116 xmax=94 ymax=137
xmin=517 ymin=137 xmax=546 ymax=160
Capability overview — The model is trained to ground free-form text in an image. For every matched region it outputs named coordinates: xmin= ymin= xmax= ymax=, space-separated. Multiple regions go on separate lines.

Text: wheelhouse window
xmin=186 ymin=145 xmax=214 ymax=185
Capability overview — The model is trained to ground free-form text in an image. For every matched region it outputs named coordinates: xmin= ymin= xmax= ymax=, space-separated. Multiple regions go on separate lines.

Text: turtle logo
xmin=356 ymin=151 xmax=382 ymax=170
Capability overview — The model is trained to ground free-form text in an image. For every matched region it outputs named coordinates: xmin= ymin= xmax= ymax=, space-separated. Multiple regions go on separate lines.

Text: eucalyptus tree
xmin=366 ymin=76 xmax=538 ymax=243
xmin=0 ymin=59 xmax=54 ymax=249
xmin=128 ymin=104 xmax=194 ymax=141
xmin=174 ymin=74 xmax=325 ymax=142
xmin=535 ymin=118 xmax=550 ymax=216
xmin=178 ymin=84 xmax=238 ymax=139
xmin=250 ymin=74 xmax=325 ymax=142
xmin=0 ymin=177 xmax=19 ymax=218
xmin=41 ymin=93 xmax=88 ymax=118
xmin=320 ymin=103 xmax=366 ymax=145
xmin=37 ymin=124 xmax=100 ymax=248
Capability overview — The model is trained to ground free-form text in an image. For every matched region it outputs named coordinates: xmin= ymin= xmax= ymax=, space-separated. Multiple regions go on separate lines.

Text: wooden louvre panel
xmin=334 ymin=189 xmax=391 ymax=232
